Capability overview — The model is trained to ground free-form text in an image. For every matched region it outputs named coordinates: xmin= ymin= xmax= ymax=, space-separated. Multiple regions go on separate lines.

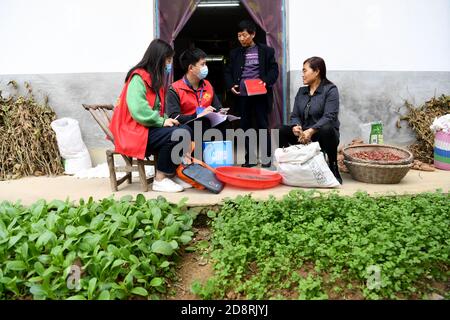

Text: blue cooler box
xmin=203 ymin=141 xmax=233 ymax=168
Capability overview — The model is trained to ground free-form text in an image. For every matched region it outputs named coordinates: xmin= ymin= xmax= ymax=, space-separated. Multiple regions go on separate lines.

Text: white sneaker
xmin=152 ymin=178 xmax=184 ymax=193
xmin=172 ymin=176 xmax=193 ymax=189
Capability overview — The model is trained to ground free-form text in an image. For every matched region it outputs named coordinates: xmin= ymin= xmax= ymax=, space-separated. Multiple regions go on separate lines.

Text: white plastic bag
xmin=274 ymin=142 xmax=340 ymax=188
xmin=430 ymin=114 xmax=450 ymax=134
xmin=51 ymin=118 xmax=92 ymax=174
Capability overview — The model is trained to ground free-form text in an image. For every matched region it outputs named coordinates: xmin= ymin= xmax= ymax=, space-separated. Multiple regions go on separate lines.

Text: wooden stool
xmin=82 ymin=104 xmax=156 ymax=192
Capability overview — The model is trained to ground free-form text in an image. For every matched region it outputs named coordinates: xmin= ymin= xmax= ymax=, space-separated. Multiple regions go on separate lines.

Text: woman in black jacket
xmin=278 ymin=56 xmax=342 ymax=184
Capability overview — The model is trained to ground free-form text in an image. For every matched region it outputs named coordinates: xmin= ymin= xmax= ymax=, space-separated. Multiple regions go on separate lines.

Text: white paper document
xmin=203 ymin=112 xmax=240 ymax=127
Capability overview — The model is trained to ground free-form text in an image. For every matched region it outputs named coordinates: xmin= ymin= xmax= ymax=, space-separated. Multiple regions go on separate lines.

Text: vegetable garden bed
xmin=1 ymin=191 xmax=448 ymax=300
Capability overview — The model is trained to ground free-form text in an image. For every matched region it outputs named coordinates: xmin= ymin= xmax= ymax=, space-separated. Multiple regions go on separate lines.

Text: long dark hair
xmin=303 ymin=56 xmax=332 ymax=85
xmin=125 ymin=39 xmax=174 ymax=92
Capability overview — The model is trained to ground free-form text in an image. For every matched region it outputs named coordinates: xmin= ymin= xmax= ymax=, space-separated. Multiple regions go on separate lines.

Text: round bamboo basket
xmin=344 ymin=160 xmax=412 ymax=184
xmin=343 ymin=144 xmax=413 ymax=165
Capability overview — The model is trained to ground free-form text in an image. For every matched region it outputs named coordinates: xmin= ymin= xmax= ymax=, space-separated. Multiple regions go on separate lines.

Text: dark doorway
xmin=173 ymin=3 xmax=266 ymax=114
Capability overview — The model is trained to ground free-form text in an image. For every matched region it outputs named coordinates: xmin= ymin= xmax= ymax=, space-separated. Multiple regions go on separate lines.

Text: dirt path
xmin=169 ymin=227 xmax=214 ymax=300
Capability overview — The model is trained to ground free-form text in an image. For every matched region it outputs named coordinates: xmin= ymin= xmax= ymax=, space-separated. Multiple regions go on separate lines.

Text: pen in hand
xmin=169 ymin=114 xmax=180 ymax=126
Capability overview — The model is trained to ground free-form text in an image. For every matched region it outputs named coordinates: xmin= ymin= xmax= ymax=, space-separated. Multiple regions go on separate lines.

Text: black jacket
xmin=290 ymin=81 xmax=340 ymax=130
xmin=224 ymin=43 xmax=279 ymax=110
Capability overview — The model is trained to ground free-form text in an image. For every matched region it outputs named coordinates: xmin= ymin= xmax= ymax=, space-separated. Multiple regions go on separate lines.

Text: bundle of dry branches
xmin=0 ymin=81 xmax=64 ymax=180
xmin=399 ymin=95 xmax=449 ymax=163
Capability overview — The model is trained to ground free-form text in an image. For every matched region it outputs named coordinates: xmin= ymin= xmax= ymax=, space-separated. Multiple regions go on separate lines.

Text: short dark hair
xmin=179 ymin=48 xmax=207 ymax=73
xmin=238 ymin=20 xmax=256 ymax=34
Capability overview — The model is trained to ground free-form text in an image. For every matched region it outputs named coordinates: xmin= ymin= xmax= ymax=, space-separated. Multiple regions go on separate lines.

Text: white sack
xmin=274 ymin=142 xmax=340 ymax=188
xmin=51 ymin=118 xmax=92 ymax=174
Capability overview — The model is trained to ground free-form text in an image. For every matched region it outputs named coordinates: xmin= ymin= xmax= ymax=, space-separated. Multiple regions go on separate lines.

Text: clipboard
xmin=184 ymin=112 xmax=240 ymax=127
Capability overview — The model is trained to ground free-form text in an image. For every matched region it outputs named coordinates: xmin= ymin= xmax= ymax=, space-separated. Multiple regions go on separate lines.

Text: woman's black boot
xmin=329 ymin=162 xmax=343 ymax=185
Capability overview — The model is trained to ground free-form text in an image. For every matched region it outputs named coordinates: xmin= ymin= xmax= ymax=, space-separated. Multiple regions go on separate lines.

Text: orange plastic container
xmin=215 ymin=166 xmax=282 ymax=189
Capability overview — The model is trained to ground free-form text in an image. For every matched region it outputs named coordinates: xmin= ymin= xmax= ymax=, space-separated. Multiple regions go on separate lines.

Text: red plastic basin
xmin=215 ymin=166 xmax=282 ymax=189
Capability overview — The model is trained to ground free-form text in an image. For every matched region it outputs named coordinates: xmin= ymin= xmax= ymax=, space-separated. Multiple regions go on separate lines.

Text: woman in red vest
xmin=109 ymin=39 xmax=192 ymax=193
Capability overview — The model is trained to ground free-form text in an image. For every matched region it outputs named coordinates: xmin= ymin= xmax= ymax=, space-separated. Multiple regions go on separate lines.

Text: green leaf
xmin=31 ymin=202 xmax=45 ymax=218
xmin=164 ymin=214 xmax=175 ymax=226
xmin=48 ymin=199 xmax=67 ymax=211
xmin=80 ymin=234 xmax=102 ymax=252
xmin=90 ymin=214 xmax=105 ymax=230
xmin=160 ymin=261 xmax=170 ymax=268
xmin=112 ymin=213 xmax=127 ymax=224
xmin=30 ymin=284 xmax=48 ymax=298
xmin=133 ymin=230 xmax=145 ymax=239
xmin=108 ymin=222 xmax=120 ymax=239
xmin=129 ymin=255 xmax=140 ymax=265
xmin=150 ymin=277 xmax=164 ymax=287
xmin=151 ymin=240 xmax=174 ymax=256
xmin=88 ymin=278 xmax=98 ymax=300
xmin=38 ymin=254 xmax=51 ymax=265
xmin=76 ymin=226 xmax=88 ymax=235
xmin=112 ymin=259 xmax=126 ymax=268
xmin=170 ymin=240 xmax=179 ymax=250
xmin=20 ymin=242 xmax=29 ymax=259
xmin=65 ymin=225 xmax=77 ymax=237
xmin=43 ymin=266 xmax=59 ymax=278
xmin=207 ymin=210 xmax=216 ymax=218
xmin=34 ymin=262 xmax=45 ymax=275
xmin=164 ymin=223 xmax=180 ymax=239
xmin=135 ymin=194 xmax=146 ymax=205
xmin=6 ymin=260 xmax=27 ymax=271
xmin=66 ymin=295 xmax=87 ymax=300
xmin=127 ymin=216 xmax=137 ymax=232
xmin=46 ymin=212 xmax=58 ymax=230
xmin=36 ymin=230 xmax=56 ymax=248
xmin=152 ymin=207 xmax=162 ymax=228
xmin=0 ymin=220 xmax=8 ymax=240
xmin=98 ymin=290 xmax=111 ymax=300
xmin=0 ymin=219 xmax=9 ymax=240
xmin=179 ymin=235 xmax=192 ymax=244
xmin=131 ymin=287 xmax=148 ymax=296
xmin=8 ymin=232 xmax=24 ymax=248
xmin=120 ymin=248 xmax=131 ymax=260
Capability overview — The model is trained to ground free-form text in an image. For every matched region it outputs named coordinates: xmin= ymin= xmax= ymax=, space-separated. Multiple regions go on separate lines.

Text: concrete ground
xmin=0 ymin=169 xmax=449 ymax=206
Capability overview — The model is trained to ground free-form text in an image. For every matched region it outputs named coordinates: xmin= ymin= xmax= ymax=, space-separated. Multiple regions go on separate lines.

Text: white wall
xmin=0 ymin=0 xmax=154 ymax=74
xmin=2 ymin=0 xmax=448 ymax=74
xmin=288 ymin=0 xmax=450 ymax=71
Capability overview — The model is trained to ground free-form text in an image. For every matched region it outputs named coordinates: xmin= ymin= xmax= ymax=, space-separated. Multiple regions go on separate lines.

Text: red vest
xmin=171 ymin=78 xmax=214 ymax=115
xmin=109 ymin=69 xmax=165 ymax=159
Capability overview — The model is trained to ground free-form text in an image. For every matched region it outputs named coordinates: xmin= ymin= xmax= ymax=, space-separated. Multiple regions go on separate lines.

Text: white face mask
xmin=165 ymin=63 xmax=172 ymax=74
xmin=197 ymin=65 xmax=208 ymax=80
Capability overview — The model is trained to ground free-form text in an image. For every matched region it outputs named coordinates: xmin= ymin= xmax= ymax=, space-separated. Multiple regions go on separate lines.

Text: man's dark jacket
xmin=224 ymin=43 xmax=279 ymax=111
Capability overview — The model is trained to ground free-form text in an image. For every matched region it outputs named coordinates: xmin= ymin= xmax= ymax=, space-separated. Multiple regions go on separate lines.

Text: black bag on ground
xmin=182 ymin=163 xmax=224 ymax=194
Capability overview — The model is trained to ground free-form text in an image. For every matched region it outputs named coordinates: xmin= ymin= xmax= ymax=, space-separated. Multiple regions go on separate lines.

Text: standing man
xmin=224 ymin=20 xmax=279 ymax=167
